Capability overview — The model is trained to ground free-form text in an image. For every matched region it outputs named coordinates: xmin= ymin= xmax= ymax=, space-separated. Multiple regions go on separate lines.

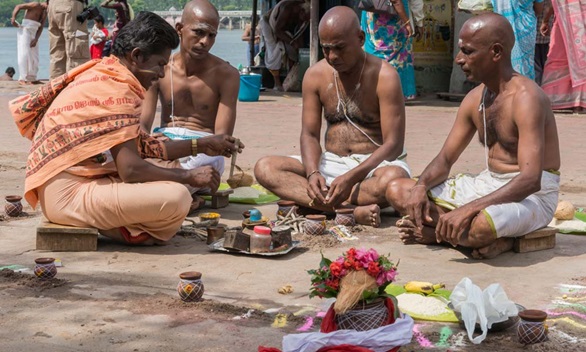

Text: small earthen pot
xmin=5 ymin=195 xmax=23 ymax=217
xmin=177 ymin=271 xmax=204 ymax=302
xmin=206 ymin=226 xmax=225 ymax=245
xmin=517 ymin=309 xmax=548 ymax=345
xmin=276 ymin=200 xmax=297 ymax=218
xmin=242 ymin=210 xmax=251 ymax=219
xmin=34 ymin=257 xmax=57 ymax=280
xmin=304 ymin=214 xmax=327 ymax=236
xmin=335 ymin=209 xmax=355 ymax=227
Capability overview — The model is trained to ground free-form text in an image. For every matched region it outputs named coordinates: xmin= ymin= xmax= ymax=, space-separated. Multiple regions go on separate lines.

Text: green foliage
xmin=0 ymin=0 xmax=26 ymax=27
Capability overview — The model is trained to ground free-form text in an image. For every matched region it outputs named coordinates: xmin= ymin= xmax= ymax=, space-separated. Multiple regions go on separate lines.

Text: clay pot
xmin=242 ymin=210 xmax=251 ymax=219
xmin=335 ymin=209 xmax=355 ymax=227
xmin=34 ymin=257 xmax=57 ymax=280
xmin=517 ymin=310 xmax=548 ymax=345
xmin=335 ymin=298 xmax=388 ymax=331
xmin=276 ymin=200 xmax=297 ymax=218
xmin=304 ymin=214 xmax=326 ymax=236
xmin=5 ymin=195 xmax=23 ymax=217
xmin=177 ymin=271 xmax=204 ymax=302
xmin=206 ymin=226 xmax=225 ymax=245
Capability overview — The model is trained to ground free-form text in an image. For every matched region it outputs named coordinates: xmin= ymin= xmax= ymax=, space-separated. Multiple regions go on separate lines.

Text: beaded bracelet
xmin=307 ymin=170 xmax=321 ymax=180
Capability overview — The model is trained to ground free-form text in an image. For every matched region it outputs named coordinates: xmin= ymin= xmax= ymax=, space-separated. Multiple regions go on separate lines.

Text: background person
xmin=241 ymin=16 xmax=260 ymax=65
xmin=0 ymin=67 xmax=16 ymax=81
xmin=11 ymin=1 xmax=47 ymax=85
xmin=48 ymin=0 xmax=91 ymax=79
xmin=360 ymin=0 xmax=416 ymax=100
xmin=90 ymin=14 xmax=109 ymax=59
xmin=540 ymin=0 xmax=586 ymax=113
xmin=100 ymin=0 xmax=131 ymax=42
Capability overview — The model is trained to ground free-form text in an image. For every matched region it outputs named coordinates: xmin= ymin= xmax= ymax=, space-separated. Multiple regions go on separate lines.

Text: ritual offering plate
xmin=448 ymin=302 xmax=525 ymax=332
xmin=208 ymin=238 xmax=300 ymax=257
xmin=198 ymin=212 xmax=220 ymax=226
xmin=241 ymin=216 xmax=270 ymax=229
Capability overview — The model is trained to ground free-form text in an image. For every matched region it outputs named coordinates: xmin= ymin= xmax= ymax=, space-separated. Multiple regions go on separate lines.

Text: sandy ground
xmin=1 ymin=81 xmax=586 ymax=351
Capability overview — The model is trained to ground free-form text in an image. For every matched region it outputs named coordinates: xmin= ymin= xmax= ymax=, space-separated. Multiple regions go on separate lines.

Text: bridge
xmin=154 ymin=9 xmax=261 ymax=30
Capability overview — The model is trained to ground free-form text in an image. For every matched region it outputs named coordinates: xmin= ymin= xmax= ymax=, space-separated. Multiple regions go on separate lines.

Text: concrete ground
xmin=1 ymin=82 xmax=586 ymax=351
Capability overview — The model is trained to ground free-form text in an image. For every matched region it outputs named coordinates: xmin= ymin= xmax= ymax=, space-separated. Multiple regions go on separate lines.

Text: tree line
xmin=0 ymin=0 xmax=253 ymax=27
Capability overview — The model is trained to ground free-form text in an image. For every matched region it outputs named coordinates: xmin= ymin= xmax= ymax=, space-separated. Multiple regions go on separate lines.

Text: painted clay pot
xmin=177 ymin=271 xmax=204 ymax=302
xmin=517 ymin=309 xmax=548 ymax=345
xmin=34 ymin=257 xmax=57 ymax=280
xmin=335 ymin=298 xmax=388 ymax=331
xmin=335 ymin=209 xmax=355 ymax=227
xmin=5 ymin=195 xmax=23 ymax=217
xmin=304 ymin=214 xmax=326 ymax=236
xmin=276 ymin=200 xmax=297 ymax=218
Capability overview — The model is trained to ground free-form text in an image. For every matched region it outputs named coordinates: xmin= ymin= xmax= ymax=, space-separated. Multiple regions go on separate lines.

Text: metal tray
xmin=208 ymin=239 xmax=300 ymax=257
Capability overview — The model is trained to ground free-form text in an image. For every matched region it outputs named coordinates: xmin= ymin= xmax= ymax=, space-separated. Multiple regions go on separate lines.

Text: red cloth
xmin=258 ymin=298 xmax=401 ymax=352
xmin=90 ymin=28 xmax=109 ymax=59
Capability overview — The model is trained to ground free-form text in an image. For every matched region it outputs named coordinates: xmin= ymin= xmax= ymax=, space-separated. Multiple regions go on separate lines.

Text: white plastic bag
xmin=457 ymin=0 xmax=493 ymax=14
xmin=450 ymin=278 xmax=518 ymax=344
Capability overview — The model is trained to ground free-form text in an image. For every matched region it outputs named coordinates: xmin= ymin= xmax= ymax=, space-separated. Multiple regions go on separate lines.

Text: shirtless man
xmin=255 ymin=6 xmax=410 ymax=227
xmin=11 ymin=1 xmax=47 ymax=85
xmin=386 ymin=13 xmax=561 ymax=259
xmin=141 ymin=0 xmax=239 ymax=183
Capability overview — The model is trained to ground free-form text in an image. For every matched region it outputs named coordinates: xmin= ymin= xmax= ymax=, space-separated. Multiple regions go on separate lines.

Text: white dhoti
xmin=293 ymin=151 xmax=412 ymax=186
xmin=153 ymin=127 xmax=225 ymax=175
xmin=259 ymin=17 xmax=285 ymax=71
xmin=17 ymin=19 xmax=41 ymax=82
xmin=429 ymin=170 xmax=560 ymax=238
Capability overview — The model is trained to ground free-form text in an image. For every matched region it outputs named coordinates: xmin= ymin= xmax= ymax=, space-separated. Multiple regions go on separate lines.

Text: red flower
xmin=343 ymin=259 xmax=354 ymax=269
xmin=353 ymin=260 xmax=362 ymax=271
xmin=330 ymin=262 xmax=343 ymax=277
xmin=326 ymin=279 xmax=339 ymax=290
xmin=346 ymin=248 xmax=357 ymax=260
xmin=367 ymin=261 xmax=380 ymax=276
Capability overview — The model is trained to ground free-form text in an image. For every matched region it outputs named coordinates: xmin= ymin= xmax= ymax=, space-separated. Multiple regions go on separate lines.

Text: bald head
xmin=461 ymin=13 xmax=515 ymax=54
xmin=181 ymin=0 xmax=219 ymax=27
xmin=319 ymin=6 xmax=361 ymax=38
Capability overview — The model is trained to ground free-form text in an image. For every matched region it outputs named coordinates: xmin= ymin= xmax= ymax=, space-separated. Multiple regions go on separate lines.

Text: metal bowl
xmin=448 ymin=303 xmax=525 ymax=333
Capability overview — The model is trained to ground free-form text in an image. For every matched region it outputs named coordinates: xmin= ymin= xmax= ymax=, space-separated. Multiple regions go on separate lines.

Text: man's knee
xmin=160 ymin=183 xmax=192 ymax=219
xmin=467 ymin=212 xmax=497 ymax=248
xmin=254 ymin=156 xmax=281 ymax=185
xmin=385 ymin=178 xmax=414 ymax=212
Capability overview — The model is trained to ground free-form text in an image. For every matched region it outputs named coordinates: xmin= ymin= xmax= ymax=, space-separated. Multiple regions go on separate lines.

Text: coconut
xmin=333 ymin=270 xmax=378 ymax=315
xmin=227 ymin=165 xmax=254 ymax=188
xmin=554 ymin=200 xmax=575 ymax=220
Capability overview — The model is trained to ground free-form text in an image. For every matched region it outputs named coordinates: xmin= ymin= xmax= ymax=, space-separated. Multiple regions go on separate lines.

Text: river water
xmin=0 ymin=27 xmax=249 ymax=80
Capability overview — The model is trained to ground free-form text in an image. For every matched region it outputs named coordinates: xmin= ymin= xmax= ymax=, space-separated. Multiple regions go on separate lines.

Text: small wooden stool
xmin=513 ymin=227 xmax=557 ymax=253
xmin=207 ymin=189 xmax=234 ymax=209
xmin=36 ymin=218 xmax=99 ymax=251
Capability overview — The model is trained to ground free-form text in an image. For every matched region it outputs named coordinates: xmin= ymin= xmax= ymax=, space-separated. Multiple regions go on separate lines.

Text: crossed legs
xmin=386 ymin=178 xmax=514 ymax=259
xmin=254 ymin=155 xmax=409 ymax=227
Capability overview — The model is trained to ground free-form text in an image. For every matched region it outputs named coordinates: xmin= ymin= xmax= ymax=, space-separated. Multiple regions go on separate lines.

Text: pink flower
xmin=355 ymin=248 xmax=380 ymax=268
xmin=376 ymin=269 xmax=397 ymax=286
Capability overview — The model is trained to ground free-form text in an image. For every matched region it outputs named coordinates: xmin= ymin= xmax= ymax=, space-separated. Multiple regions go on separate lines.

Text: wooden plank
xmin=205 ymin=188 xmax=234 ymax=209
xmin=513 ymin=227 xmax=557 ymax=253
xmin=36 ymin=219 xmax=98 ymax=251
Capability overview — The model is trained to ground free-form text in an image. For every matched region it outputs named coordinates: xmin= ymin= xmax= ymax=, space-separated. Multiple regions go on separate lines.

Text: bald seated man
xmin=141 ymin=0 xmax=240 ymax=200
xmin=255 ymin=6 xmax=411 ymax=227
xmin=386 ymin=13 xmax=560 ymax=259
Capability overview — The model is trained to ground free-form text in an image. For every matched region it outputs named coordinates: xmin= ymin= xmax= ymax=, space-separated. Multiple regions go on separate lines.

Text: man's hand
xmin=435 ymin=207 xmax=476 ymax=247
xmin=186 ymin=166 xmax=220 ymax=191
xmin=30 ymin=38 xmax=38 ymax=48
xmin=324 ymin=173 xmax=355 ymax=207
xmin=405 ymin=185 xmax=433 ymax=233
xmin=198 ymin=134 xmax=244 ymax=158
xmin=415 ymin=26 xmax=424 ymax=41
xmin=540 ymin=21 xmax=551 ymax=37
xmin=307 ymin=172 xmax=328 ymax=206
xmin=11 ymin=18 xmax=18 ymax=27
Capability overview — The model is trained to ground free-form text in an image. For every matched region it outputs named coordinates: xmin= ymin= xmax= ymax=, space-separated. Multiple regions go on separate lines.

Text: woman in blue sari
xmin=361 ymin=1 xmax=416 ymax=100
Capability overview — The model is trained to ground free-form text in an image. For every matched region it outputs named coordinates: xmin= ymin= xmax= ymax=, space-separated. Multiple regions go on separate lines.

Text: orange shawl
xmin=9 ymin=56 xmax=166 ymax=208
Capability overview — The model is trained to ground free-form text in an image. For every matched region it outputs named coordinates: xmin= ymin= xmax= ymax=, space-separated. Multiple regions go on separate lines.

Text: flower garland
xmin=308 ymin=248 xmax=398 ymax=301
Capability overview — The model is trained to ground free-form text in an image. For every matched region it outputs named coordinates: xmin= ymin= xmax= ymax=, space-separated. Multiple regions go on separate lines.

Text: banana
xmin=404 ymin=281 xmax=445 ymax=295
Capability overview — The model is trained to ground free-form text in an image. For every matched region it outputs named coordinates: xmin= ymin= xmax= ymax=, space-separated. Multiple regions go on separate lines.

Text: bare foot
xmin=354 ymin=204 xmax=381 ymax=228
xmin=395 ymin=217 xmax=436 ymax=244
xmin=188 ymin=196 xmax=206 ymax=215
xmin=471 ymin=238 xmax=514 ymax=259
xmin=18 ymin=80 xmax=26 ymax=85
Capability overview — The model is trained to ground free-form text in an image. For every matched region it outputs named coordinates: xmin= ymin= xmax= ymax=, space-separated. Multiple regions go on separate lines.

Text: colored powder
xmin=436 ymin=326 xmax=453 ymax=347
xmin=296 ymin=316 xmax=314 ymax=332
xmin=413 ymin=324 xmax=434 ymax=348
